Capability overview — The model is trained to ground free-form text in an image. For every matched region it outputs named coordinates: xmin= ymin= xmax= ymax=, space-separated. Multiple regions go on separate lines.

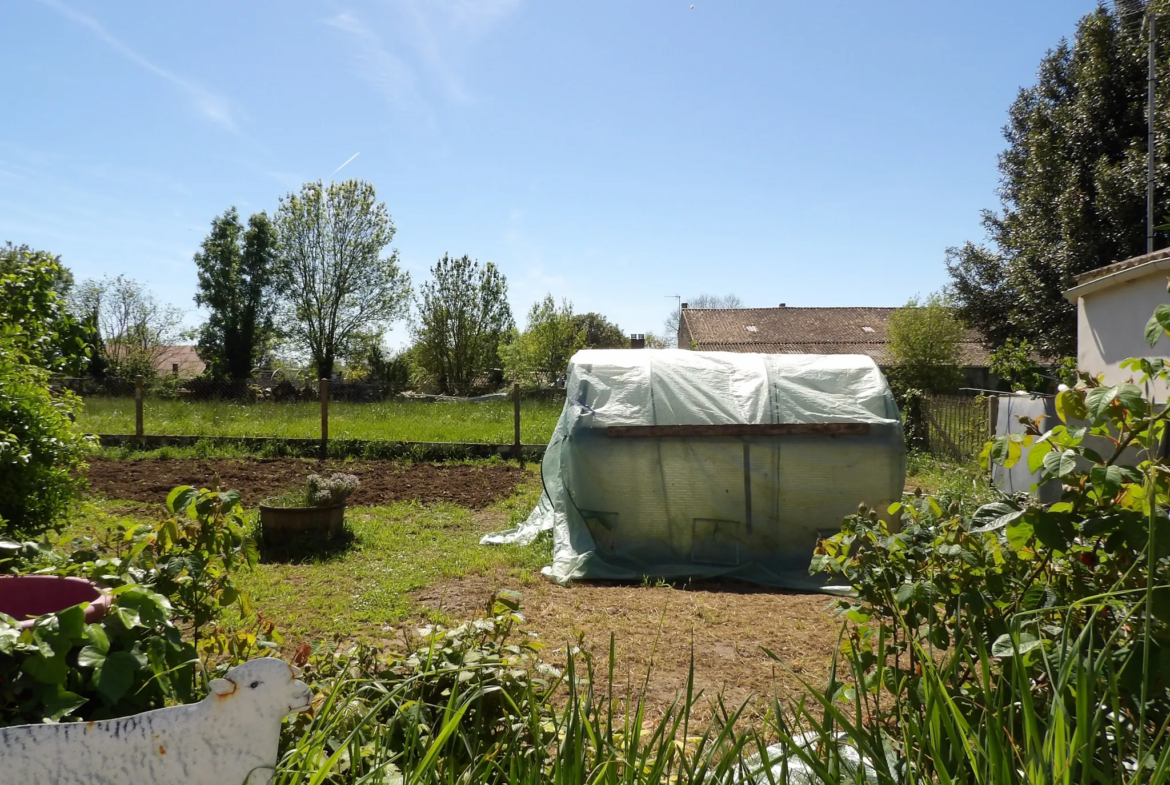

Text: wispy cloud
xmin=326 ymin=12 xmax=432 ymax=126
xmin=393 ymin=0 xmax=521 ymax=103
xmin=326 ymin=2 xmax=520 ymax=118
xmin=36 ymin=0 xmax=236 ymax=130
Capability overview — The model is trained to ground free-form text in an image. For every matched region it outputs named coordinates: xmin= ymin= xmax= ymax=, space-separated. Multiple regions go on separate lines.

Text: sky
xmin=1 ymin=0 xmax=1095 ymax=350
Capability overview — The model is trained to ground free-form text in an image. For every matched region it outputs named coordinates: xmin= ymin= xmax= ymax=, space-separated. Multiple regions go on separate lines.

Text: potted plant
xmin=259 ymin=472 xmax=359 ymax=545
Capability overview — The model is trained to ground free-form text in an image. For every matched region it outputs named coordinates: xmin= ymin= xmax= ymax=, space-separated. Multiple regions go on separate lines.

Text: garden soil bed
xmin=83 ymin=459 xmax=524 ymax=509
xmin=411 ymin=574 xmax=843 ymax=722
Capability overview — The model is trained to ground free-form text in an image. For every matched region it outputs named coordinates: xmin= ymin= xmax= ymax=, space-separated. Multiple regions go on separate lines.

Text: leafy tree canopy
xmin=948 ymin=3 xmax=1170 ymax=356
xmin=71 ymin=275 xmax=185 ymax=380
xmin=274 ymin=179 xmax=411 ymax=380
xmin=0 ymin=242 xmax=95 ymax=375
xmin=193 ymin=207 xmax=279 ymax=380
xmin=412 ymin=254 xmax=513 ymax=396
xmin=886 ymin=294 xmax=965 ymax=395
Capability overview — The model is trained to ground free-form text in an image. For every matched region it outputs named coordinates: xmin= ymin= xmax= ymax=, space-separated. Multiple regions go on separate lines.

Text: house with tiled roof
xmin=677 ymin=304 xmax=997 ymax=390
xmin=1063 ymin=247 xmax=1170 ymax=401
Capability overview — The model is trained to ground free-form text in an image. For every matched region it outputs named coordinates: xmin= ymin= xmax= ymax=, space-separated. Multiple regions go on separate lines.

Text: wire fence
xmin=57 ymin=375 xmax=565 ymax=449
xmin=904 ymin=393 xmax=993 ymax=462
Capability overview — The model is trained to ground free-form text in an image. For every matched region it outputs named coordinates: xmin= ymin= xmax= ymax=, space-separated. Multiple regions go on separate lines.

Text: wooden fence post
xmin=134 ymin=375 xmax=144 ymax=439
xmin=320 ymin=379 xmax=329 ymax=461
xmin=987 ymin=395 xmax=1000 ymax=441
xmin=513 ymin=383 xmax=523 ymax=467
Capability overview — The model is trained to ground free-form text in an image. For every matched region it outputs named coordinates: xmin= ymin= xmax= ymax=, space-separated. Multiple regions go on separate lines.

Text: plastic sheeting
xmin=482 ymin=350 xmax=905 ymax=589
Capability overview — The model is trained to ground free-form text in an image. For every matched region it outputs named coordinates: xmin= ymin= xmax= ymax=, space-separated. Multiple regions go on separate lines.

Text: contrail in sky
xmin=333 ymin=152 xmax=360 ymax=174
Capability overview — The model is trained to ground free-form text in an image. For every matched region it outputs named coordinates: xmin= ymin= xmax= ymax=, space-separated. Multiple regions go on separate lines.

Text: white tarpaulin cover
xmin=483 ymin=350 xmax=905 ymax=588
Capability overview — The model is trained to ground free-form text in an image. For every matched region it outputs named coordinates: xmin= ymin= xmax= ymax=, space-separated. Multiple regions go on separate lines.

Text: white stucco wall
xmin=1075 ymin=269 xmax=1170 ymax=402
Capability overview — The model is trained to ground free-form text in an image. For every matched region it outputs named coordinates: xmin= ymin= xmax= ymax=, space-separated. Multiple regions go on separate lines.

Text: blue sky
xmin=2 ymin=0 xmax=1091 ymax=349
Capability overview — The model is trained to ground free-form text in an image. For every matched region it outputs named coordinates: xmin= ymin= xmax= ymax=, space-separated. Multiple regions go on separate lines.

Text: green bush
xmin=0 ymin=484 xmax=265 ymax=725
xmin=805 ymin=300 xmax=1170 ymax=781
xmin=0 ymin=587 xmax=197 ymax=726
xmin=0 ymin=330 xmax=92 ymax=535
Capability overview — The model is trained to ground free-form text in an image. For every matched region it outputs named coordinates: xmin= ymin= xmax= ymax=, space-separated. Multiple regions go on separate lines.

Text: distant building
xmin=677 ymin=304 xmax=996 ymax=390
xmin=156 ymin=346 xmax=205 ymax=377
xmin=1063 ymin=248 xmax=1170 ymax=401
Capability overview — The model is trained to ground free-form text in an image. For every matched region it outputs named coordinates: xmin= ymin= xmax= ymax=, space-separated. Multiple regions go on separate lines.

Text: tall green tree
xmin=501 ymin=296 xmax=586 ymax=386
xmin=947 ymin=3 xmax=1170 ymax=356
xmin=885 ymin=294 xmax=965 ymax=395
xmin=193 ymin=208 xmax=279 ymax=380
xmin=274 ymin=180 xmax=411 ymax=379
xmin=0 ymin=242 xmax=95 ymax=375
xmin=71 ymin=276 xmax=184 ymax=380
xmin=412 ymin=254 xmax=513 ymax=395
xmin=572 ymin=312 xmax=628 ymax=349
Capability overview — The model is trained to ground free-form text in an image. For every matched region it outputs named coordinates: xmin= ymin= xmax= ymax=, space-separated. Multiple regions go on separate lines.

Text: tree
xmin=572 ymin=312 xmax=628 ymax=349
xmin=885 ymin=294 xmax=965 ymax=395
xmin=501 ymin=296 xmax=586 ymax=386
xmin=412 ymin=254 xmax=513 ymax=395
xmin=0 ymin=330 xmax=90 ymax=534
xmin=273 ymin=180 xmax=411 ymax=380
xmin=0 ymin=242 xmax=95 ymax=375
xmin=193 ymin=208 xmax=279 ymax=380
xmin=663 ymin=293 xmax=742 ymax=347
xmin=988 ymin=338 xmax=1047 ymax=392
xmin=70 ymin=275 xmax=184 ymax=379
xmin=947 ymin=4 xmax=1170 ymax=357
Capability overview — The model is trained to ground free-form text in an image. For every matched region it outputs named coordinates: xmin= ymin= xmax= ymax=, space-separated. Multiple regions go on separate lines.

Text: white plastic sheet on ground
xmin=482 ymin=350 xmax=905 ymax=589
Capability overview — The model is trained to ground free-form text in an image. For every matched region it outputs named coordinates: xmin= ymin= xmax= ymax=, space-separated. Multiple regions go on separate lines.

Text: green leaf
xmin=1090 ymin=465 xmax=1124 ymax=499
xmin=970 ymin=502 xmax=1024 ymax=533
xmin=96 ymin=650 xmax=142 ymax=705
xmin=77 ymin=644 xmax=107 ymax=669
xmin=54 ymin=604 xmax=86 ymax=642
xmin=166 ymin=485 xmax=197 ymax=514
xmin=1028 ymin=439 xmax=1053 ymax=474
xmin=1022 ymin=585 xmax=1047 ymax=611
xmin=1145 ymin=304 xmax=1170 ymax=347
xmin=992 ymin=632 xmax=1043 ymax=659
xmin=1042 ymin=449 xmax=1078 ymax=479
xmin=1006 ymin=517 xmax=1035 ymax=551
xmin=1055 ymin=389 xmax=1089 ymax=424
xmin=22 ymin=652 xmax=68 ymax=684
xmin=1032 ymin=512 xmax=1073 ymax=552
xmin=39 ymin=684 xmax=88 ymax=722
xmin=895 ymin=583 xmax=915 ymax=606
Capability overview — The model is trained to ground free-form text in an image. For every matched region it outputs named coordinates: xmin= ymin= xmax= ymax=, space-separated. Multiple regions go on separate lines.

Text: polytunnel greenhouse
xmin=484 ymin=349 xmax=905 ymax=589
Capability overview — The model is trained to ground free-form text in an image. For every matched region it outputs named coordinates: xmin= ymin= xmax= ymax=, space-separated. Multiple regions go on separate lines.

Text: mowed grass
xmin=76 ymin=397 xmax=563 ymax=444
xmin=67 ymin=475 xmax=550 ymax=643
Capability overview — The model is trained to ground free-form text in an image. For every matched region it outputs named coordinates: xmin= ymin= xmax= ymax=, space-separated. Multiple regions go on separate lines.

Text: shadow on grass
xmin=257 ymin=525 xmax=358 ymax=564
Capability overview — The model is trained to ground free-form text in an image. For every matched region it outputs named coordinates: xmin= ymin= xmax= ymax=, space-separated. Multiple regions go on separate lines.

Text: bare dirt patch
xmin=83 ymin=459 xmax=525 ymax=509
xmin=412 ymin=572 xmax=843 ymax=721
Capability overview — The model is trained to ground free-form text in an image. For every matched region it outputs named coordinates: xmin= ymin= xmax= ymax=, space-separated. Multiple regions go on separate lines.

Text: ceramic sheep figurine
xmin=0 ymin=658 xmax=312 ymax=785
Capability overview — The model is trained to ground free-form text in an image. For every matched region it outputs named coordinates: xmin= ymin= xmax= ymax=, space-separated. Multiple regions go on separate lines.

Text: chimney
xmin=630 ymin=333 xmax=646 ymax=349
xmin=680 ymin=302 xmax=688 ymax=310
xmin=778 ymin=303 xmax=786 ymax=308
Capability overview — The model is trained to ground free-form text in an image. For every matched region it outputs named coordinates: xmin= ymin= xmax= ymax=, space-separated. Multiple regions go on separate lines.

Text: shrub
xmin=0 ymin=484 xmax=266 ymax=725
xmin=806 ymin=299 xmax=1170 ymax=781
xmin=0 ymin=330 xmax=92 ymax=535
xmin=0 ymin=587 xmax=197 ymax=725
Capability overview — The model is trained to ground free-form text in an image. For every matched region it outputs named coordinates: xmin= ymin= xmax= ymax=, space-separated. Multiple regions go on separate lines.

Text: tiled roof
xmin=680 ymin=307 xmax=990 ymax=366
xmin=1073 ymin=247 xmax=1170 ymax=285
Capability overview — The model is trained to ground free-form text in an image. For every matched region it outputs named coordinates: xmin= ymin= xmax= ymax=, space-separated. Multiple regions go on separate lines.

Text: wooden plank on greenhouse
xmin=603 ymin=423 xmax=871 ymax=438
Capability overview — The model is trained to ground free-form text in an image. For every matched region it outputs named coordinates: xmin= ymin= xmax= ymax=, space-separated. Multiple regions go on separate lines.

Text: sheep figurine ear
xmin=209 ymin=678 xmax=236 ymax=696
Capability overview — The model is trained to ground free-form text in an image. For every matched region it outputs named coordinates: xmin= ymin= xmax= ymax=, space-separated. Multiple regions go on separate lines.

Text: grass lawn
xmin=68 ymin=474 xmax=550 ymax=642
xmin=76 ymin=397 xmax=563 ymax=444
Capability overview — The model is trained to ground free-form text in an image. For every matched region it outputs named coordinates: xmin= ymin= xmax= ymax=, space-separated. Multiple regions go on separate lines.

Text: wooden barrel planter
xmin=0 ymin=575 xmax=113 ymax=629
xmin=259 ymin=501 xmax=346 ymax=545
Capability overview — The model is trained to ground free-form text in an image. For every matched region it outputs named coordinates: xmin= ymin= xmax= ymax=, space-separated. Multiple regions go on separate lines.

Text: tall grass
xmin=270 ymin=590 xmax=1170 ymax=784
xmin=76 ymin=397 xmax=563 ymax=444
